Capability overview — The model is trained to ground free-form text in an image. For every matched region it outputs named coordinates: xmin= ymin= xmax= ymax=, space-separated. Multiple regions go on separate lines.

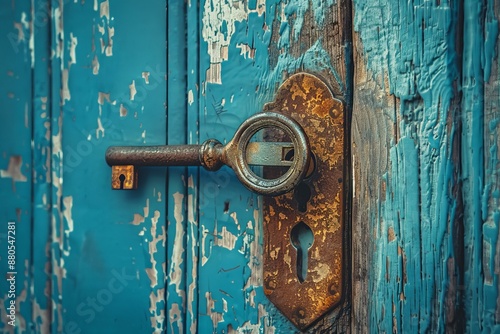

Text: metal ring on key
xmin=224 ymin=112 xmax=311 ymax=196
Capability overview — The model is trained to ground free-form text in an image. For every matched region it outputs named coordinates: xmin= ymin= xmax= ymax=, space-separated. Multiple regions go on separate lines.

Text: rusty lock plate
xmin=263 ymin=73 xmax=345 ymax=330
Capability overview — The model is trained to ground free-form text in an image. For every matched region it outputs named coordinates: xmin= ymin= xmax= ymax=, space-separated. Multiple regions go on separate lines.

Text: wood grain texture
xmin=196 ymin=0 xmax=352 ymax=332
xmin=483 ymin=3 xmax=500 ymax=326
xmin=352 ymin=0 xmax=500 ymax=332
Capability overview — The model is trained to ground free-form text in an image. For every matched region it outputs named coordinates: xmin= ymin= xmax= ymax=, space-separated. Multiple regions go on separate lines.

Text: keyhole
xmin=290 ymin=221 xmax=314 ymax=283
xmin=294 ymin=182 xmax=311 ymax=212
xmin=119 ymin=174 xmax=126 ymax=189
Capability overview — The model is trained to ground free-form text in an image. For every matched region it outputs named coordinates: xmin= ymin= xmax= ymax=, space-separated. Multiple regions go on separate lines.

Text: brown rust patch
xmin=388 ymin=226 xmax=396 ymax=242
xmin=262 ymin=73 xmax=345 ymax=330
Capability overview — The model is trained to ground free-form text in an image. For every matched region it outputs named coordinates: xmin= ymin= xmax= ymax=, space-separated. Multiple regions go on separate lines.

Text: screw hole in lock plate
xmin=262 ymin=72 xmax=346 ymax=330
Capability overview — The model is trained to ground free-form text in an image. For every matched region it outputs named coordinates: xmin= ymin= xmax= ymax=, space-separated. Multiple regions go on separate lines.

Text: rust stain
xmin=262 ymin=73 xmax=345 ymax=330
xmin=119 ymin=104 xmax=128 ymax=117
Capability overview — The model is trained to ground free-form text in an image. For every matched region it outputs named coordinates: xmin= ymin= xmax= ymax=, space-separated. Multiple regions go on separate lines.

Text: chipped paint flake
xmin=169 ymin=303 xmax=183 ymax=333
xmin=215 ymin=226 xmax=238 ymax=250
xmin=201 ymin=0 xmax=266 ymax=84
xmin=97 ymin=92 xmax=111 ymax=105
xmin=142 ymin=71 xmax=150 ymax=84
xmin=92 ymin=55 xmax=100 ymax=74
xmin=99 ymin=0 xmax=110 ymax=19
xmin=206 ymin=292 xmax=224 ymax=329
xmin=61 ymin=69 xmax=71 ymax=103
xmin=105 ymin=26 xmax=114 ymax=56
xmin=119 ymin=104 xmax=128 ymax=117
xmin=62 ymin=196 xmax=74 ymax=237
xmin=236 ymin=43 xmax=255 ymax=59
xmin=201 ymin=225 xmax=211 ymax=266
xmin=69 ymin=33 xmax=78 ymax=65
xmin=169 ymin=192 xmax=186 ymax=303
xmin=96 ymin=117 xmax=105 ymax=139
xmin=188 ymin=90 xmax=194 ymax=106
xmin=130 ymin=213 xmax=145 ymax=225
xmin=1 ymin=156 xmax=27 ymax=183
xmin=129 ymin=80 xmax=137 ymax=100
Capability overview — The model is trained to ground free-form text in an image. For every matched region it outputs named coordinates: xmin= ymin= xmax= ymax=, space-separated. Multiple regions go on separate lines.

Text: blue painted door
xmin=1 ymin=0 xmax=351 ymax=332
xmin=1 ymin=0 xmax=500 ymax=333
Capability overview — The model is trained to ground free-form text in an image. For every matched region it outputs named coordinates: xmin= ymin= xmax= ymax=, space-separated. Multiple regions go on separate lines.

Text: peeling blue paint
xmin=0 ymin=0 xmax=34 ymax=332
xmin=462 ymin=0 xmax=499 ymax=331
xmin=354 ymin=0 xmax=500 ymax=331
xmin=284 ymin=0 xmax=335 ymax=41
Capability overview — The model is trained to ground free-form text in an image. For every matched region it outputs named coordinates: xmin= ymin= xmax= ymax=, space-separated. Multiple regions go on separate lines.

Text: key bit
xmin=111 ymin=165 xmax=138 ymax=190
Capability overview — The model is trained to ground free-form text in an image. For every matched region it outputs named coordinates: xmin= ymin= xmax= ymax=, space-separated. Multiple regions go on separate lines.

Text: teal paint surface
xmin=0 ymin=1 xmax=34 ymax=332
xmin=354 ymin=0 xmax=500 ymax=332
xmin=167 ymin=1 xmax=188 ymax=332
xmin=32 ymin=0 xmax=52 ymax=332
xmin=0 ymin=0 xmax=171 ymax=332
xmin=462 ymin=0 xmax=499 ymax=331
xmin=1 ymin=0 xmax=351 ymax=332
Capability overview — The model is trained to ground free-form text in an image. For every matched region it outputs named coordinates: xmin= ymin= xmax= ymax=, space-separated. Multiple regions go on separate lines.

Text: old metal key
xmin=105 ymin=112 xmax=311 ymax=196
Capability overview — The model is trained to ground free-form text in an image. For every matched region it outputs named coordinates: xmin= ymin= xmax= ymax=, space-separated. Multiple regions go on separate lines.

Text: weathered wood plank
xmin=462 ymin=0 xmax=500 ymax=331
xmin=196 ymin=0 xmax=352 ymax=332
xmin=352 ymin=0 xmax=500 ymax=332
xmin=483 ymin=2 xmax=500 ymax=325
xmin=51 ymin=1 xmax=168 ymax=332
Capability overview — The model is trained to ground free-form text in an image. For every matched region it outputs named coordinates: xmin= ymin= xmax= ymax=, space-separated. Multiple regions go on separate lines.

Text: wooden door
xmin=1 ymin=0 xmax=499 ymax=333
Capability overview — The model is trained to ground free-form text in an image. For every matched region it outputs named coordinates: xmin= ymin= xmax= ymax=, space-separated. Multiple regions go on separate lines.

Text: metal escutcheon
xmin=105 ymin=111 xmax=311 ymax=197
